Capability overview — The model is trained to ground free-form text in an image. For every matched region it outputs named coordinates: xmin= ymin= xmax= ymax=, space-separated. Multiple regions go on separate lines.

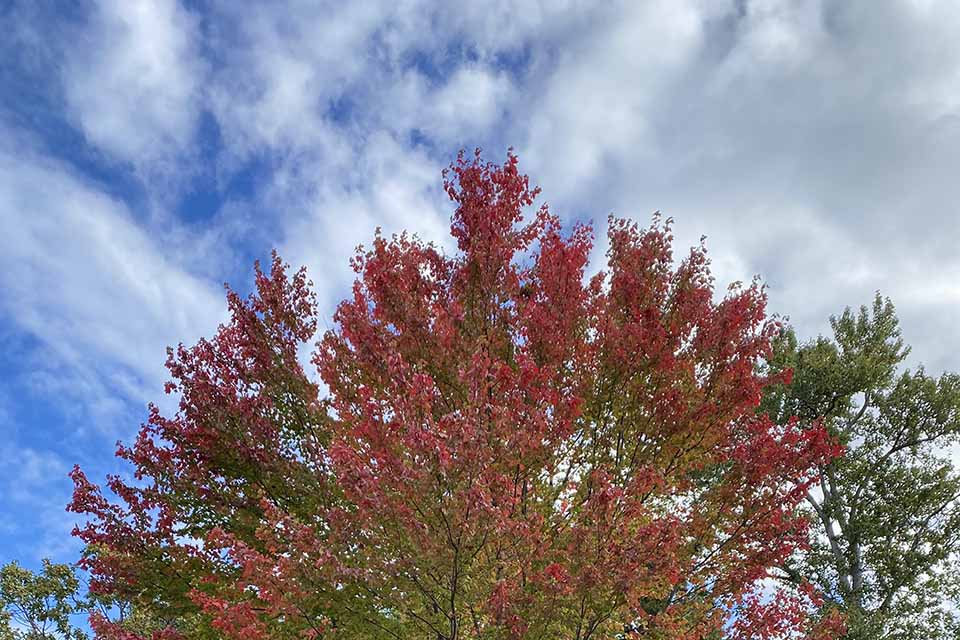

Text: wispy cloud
xmin=0 ymin=142 xmax=225 ymax=432
xmin=62 ymin=0 xmax=205 ymax=174
xmin=1 ymin=0 xmax=959 ymax=565
xmin=0 ymin=443 xmax=81 ymax=560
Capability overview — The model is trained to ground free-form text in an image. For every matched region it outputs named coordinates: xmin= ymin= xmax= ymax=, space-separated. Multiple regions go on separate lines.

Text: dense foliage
xmin=66 ymin=152 xmax=842 ymax=639
xmin=762 ymin=296 xmax=960 ymax=639
xmin=0 ymin=560 xmax=86 ymax=640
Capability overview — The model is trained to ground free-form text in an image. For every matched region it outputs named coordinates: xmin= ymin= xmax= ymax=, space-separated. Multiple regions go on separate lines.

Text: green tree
xmin=0 ymin=560 xmax=86 ymax=640
xmin=762 ymin=294 xmax=960 ymax=639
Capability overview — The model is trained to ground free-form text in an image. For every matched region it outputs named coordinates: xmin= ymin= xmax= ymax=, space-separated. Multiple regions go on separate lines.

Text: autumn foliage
xmin=68 ymin=151 xmax=843 ymax=639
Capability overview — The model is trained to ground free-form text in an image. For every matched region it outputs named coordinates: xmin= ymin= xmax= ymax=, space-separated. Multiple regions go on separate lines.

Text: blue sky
xmin=2 ymin=0 xmax=960 ymax=570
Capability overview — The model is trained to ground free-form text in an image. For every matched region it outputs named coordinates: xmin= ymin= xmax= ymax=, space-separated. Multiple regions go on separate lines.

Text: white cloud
xmin=277 ymin=132 xmax=450 ymax=315
xmin=200 ymin=0 xmax=522 ymax=323
xmin=507 ymin=0 xmax=960 ymax=373
xmin=62 ymin=0 xmax=204 ymax=170
xmin=11 ymin=0 xmax=960 ymax=413
xmin=3 ymin=0 xmax=960 ymax=571
xmin=0 ymin=144 xmax=225 ymax=430
xmin=383 ymin=64 xmax=513 ymax=145
xmin=205 ymin=2 xmax=385 ymax=161
xmin=521 ymin=1 xmax=725 ymax=199
xmin=0 ymin=443 xmax=81 ymax=560
xmin=189 ymin=0 xmax=960 ymax=376
xmin=424 ymin=65 xmax=513 ymax=142
xmin=204 ymin=0 xmax=549 ymax=163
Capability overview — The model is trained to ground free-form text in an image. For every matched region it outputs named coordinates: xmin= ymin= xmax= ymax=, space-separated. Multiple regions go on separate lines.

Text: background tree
xmin=0 ymin=560 xmax=86 ymax=640
xmin=762 ymin=295 xmax=960 ymax=639
xmin=69 ymin=151 xmax=842 ymax=639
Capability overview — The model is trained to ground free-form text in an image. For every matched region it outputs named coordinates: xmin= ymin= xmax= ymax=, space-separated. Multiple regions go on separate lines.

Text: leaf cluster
xmin=0 ymin=560 xmax=86 ymax=640
xmin=762 ymin=295 xmax=960 ymax=639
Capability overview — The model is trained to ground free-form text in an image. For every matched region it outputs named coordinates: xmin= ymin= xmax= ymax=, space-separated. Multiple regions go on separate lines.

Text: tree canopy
xmin=762 ymin=296 xmax=960 ymax=639
xmin=67 ymin=151 xmax=842 ymax=639
xmin=0 ymin=560 xmax=86 ymax=640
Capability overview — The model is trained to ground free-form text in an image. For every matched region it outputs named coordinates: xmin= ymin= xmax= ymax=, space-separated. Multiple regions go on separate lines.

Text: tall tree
xmin=0 ymin=560 xmax=86 ymax=640
xmin=762 ymin=295 xmax=960 ymax=639
xmin=69 ymin=151 xmax=841 ymax=639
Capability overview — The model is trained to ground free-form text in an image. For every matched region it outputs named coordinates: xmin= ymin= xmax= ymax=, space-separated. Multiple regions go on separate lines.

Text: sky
xmin=1 ymin=0 xmax=959 ymax=570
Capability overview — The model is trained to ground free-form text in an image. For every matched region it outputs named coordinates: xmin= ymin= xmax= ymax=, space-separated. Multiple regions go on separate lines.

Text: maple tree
xmin=762 ymin=296 xmax=960 ymax=639
xmin=68 ymin=151 xmax=843 ymax=639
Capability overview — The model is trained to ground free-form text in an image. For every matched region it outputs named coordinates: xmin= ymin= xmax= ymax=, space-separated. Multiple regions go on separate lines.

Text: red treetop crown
xmin=69 ymin=150 xmax=843 ymax=640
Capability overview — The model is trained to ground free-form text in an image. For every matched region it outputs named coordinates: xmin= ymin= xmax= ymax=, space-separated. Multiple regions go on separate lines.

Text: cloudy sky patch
xmin=1 ymin=0 xmax=958 ymax=565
